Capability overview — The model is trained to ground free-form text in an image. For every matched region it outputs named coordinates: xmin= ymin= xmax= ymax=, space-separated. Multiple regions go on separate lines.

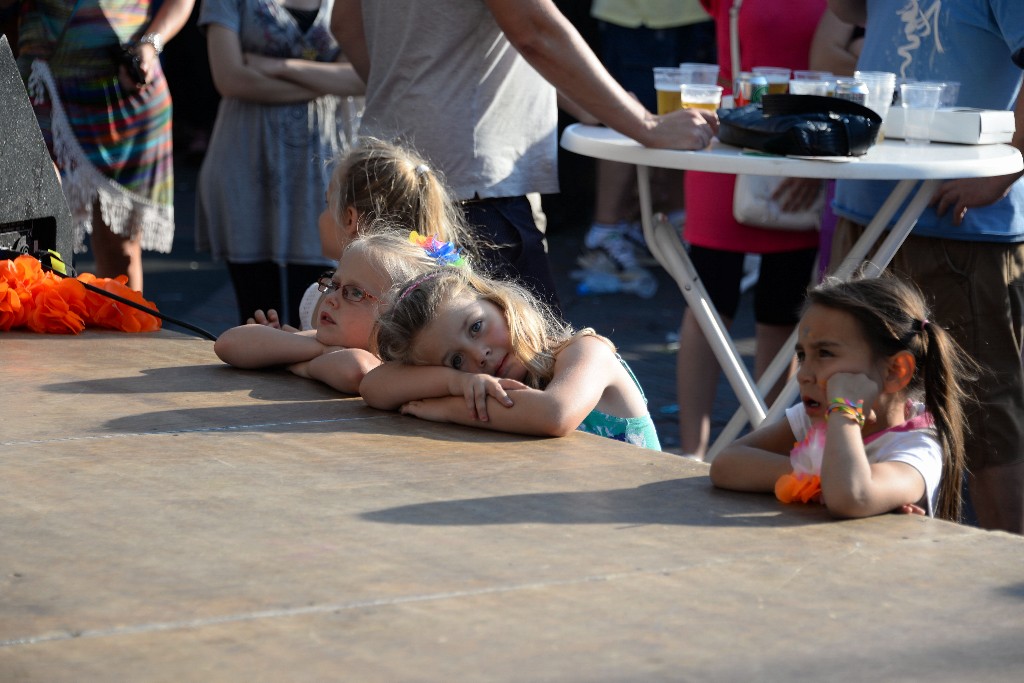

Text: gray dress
xmin=196 ymin=0 xmax=342 ymax=266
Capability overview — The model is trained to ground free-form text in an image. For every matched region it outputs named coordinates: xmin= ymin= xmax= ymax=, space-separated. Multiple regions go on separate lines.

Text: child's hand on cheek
xmin=825 ymin=372 xmax=881 ymax=424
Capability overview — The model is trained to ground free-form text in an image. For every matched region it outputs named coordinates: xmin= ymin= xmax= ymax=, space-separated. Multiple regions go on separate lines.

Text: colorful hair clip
xmin=408 ymin=232 xmax=466 ymax=267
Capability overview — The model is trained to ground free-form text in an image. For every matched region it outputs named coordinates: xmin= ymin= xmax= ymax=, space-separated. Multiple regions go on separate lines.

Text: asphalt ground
xmin=74 ymin=152 xmax=758 ymax=453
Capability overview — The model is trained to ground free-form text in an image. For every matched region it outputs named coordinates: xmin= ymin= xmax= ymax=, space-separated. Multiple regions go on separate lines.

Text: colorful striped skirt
xmin=28 ymin=58 xmax=174 ymax=254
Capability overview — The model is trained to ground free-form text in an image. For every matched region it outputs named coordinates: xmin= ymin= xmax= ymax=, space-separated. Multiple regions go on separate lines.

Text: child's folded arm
xmin=214 ymin=325 xmax=325 ymax=369
xmin=709 ymin=418 xmax=797 ymax=492
xmin=359 ymin=362 xmax=464 ymax=410
xmin=291 ymin=348 xmax=381 ymax=394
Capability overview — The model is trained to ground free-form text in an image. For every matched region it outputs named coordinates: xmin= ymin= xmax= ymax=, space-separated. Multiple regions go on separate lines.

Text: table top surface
xmin=561 ymin=123 xmax=1024 ymax=179
xmin=2 ymin=331 xmax=1022 ymax=682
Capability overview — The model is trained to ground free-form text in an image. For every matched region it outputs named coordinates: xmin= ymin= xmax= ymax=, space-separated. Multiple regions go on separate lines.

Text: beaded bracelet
xmin=826 ymin=397 xmax=865 ymax=427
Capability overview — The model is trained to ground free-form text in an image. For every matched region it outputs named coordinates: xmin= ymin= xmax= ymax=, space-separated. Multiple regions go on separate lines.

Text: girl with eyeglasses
xmin=214 ymin=231 xmax=449 ymax=393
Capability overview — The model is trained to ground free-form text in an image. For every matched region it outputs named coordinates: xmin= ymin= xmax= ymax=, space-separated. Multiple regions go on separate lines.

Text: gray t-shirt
xmin=358 ymin=0 xmax=559 ymax=200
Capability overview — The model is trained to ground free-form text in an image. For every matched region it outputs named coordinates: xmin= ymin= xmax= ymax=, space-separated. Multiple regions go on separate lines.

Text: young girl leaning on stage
xmin=247 ymin=136 xmax=477 ymax=331
xmin=214 ymin=231 xmax=455 ymax=394
xmin=709 ymin=275 xmax=975 ymax=521
xmin=360 ymin=268 xmax=662 ymax=450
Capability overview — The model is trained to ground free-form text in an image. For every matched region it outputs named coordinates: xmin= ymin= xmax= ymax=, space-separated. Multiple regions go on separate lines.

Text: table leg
xmin=635 ymin=165 xmax=768 ymax=430
xmin=705 ymin=178 xmax=941 ymax=459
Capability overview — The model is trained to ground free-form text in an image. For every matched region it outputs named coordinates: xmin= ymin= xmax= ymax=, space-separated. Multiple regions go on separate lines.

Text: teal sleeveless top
xmin=576 ymin=356 xmax=661 ymax=451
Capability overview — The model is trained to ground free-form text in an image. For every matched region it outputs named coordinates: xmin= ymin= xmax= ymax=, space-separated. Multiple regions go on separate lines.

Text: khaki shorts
xmin=831 ymin=219 xmax=1024 ymax=470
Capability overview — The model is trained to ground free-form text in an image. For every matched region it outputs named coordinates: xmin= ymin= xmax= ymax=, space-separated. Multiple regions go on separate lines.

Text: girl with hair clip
xmin=710 ymin=274 xmax=976 ymax=521
xmin=215 ymin=231 xmax=452 ymax=394
xmin=250 ymin=137 xmax=479 ymax=331
xmin=360 ymin=268 xmax=661 ymax=450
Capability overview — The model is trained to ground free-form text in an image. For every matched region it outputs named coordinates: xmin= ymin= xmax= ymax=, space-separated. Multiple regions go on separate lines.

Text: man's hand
xmin=931 ymin=173 xmax=1023 ymax=226
xmin=639 ymin=108 xmax=719 ymax=150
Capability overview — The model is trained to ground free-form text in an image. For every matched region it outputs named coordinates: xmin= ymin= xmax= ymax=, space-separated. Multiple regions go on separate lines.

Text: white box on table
xmin=882 ymin=107 xmax=1015 ymax=144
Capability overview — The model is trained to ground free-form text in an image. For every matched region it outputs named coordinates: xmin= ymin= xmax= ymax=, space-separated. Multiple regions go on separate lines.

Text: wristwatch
xmin=138 ymin=32 xmax=164 ymax=55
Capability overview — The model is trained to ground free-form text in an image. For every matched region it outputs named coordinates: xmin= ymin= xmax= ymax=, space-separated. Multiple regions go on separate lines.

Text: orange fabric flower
xmin=25 ymin=273 xmax=85 ymax=334
xmin=775 ymin=473 xmax=823 ymax=504
xmin=0 ymin=280 xmax=28 ymax=331
xmin=0 ymin=255 xmax=161 ymax=334
xmin=775 ymin=422 xmax=826 ymax=505
xmin=78 ymin=273 xmax=161 ymax=332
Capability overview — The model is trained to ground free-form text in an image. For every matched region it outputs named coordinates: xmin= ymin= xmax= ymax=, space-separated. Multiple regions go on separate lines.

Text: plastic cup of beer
xmin=680 ymin=84 xmax=723 ymax=112
xmin=789 ymin=79 xmax=830 ymax=95
xmin=900 ymin=82 xmax=943 ymax=145
xmin=654 ymin=67 xmax=685 ymax=114
xmin=752 ymin=66 xmax=791 ymax=94
xmin=678 ymin=62 xmax=720 ymax=86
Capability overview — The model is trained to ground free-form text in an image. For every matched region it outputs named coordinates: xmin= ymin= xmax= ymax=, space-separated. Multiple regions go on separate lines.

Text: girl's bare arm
xmin=709 ymin=419 xmax=797 ymax=492
xmin=289 ymin=348 xmax=381 ymax=394
xmin=214 ymin=325 xmax=327 ymax=369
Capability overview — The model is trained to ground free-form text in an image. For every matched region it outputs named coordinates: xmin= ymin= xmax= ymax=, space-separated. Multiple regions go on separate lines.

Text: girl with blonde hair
xmin=361 ymin=268 xmax=661 ymax=450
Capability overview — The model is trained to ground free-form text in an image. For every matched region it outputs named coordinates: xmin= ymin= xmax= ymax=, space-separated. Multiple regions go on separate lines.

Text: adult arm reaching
xmin=332 ymin=0 xmax=716 ymax=150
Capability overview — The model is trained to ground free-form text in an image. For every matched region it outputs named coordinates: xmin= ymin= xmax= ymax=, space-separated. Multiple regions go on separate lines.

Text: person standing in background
xmin=331 ymin=0 xmax=718 ymax=316
xmin=828 ymin=0 xmax=1024 ymax=534
xmin=196 ymin=0 xmax=364 ymax=327
xmin=577 ymin=0 xmax=716 ymax=290
xmin=8 ymin=0 xmax=195 ymax=292
xmin=674 ymin=0 xmax=827 ymax=461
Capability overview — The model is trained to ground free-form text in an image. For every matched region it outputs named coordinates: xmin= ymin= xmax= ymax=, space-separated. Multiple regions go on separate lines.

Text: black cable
xmin=3 ymin=249 xmax=218 ymax=341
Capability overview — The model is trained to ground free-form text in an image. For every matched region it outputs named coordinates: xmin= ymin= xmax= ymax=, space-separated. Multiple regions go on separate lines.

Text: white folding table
xmin=561 ymin=124 xmax=1023 ymax=456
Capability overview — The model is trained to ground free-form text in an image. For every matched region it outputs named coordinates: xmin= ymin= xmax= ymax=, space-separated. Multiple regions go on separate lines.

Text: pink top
xmin=686 ymin=0 xmax=826 ymax=253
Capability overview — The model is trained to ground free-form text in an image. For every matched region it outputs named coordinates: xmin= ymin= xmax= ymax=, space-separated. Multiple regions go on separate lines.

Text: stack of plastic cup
xmin=678 ymin=63 xmax=720 ymax=86
xmin=855 ymin=70 xmax=897 ymax=137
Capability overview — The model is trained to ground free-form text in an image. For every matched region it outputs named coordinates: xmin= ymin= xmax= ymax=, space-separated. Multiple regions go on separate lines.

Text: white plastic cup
xmin=679 ymin=84 xmax=723 ymax=112
xmin=678 ymin=62 xmax=720 ymax=85
xmin=900 ymin=82 xmax=944 ymax=145
xmin=793 ymin=70 xmax=833 ymax=81
xmin=789 ymin=79 xmax=830 ymax=95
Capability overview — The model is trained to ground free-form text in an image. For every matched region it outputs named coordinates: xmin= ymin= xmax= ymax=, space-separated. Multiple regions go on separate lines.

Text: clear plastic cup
xmin=752 ymin=66 xmax=792 ymax=94
xmin=793 ymin=70 xmax=833 ymax=81
xmin=900 ymin=82 xmax=944 ymax=145
xmin=678 ymin=62 xmax=720 ymax=85
xmin=854 ymin=70 xmax=897 ymax=118
xmin=680 ymin=84 xmax=723 ymax=112
xmin=938 ymin=81 xmax=960 ymax=107
xmin=789 ymin=79 xmax=830 ymax=95
xmin=654 ymin=67 xmax=685 ymax=114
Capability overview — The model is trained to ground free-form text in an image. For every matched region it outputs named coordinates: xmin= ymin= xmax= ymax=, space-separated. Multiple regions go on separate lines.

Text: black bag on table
xmin=718 ymin=94 xmax=883 ymax=157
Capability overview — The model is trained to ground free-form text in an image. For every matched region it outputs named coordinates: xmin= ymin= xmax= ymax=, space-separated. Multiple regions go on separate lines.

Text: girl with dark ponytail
xmin=711 ymin=274 xmax=976 ymax=522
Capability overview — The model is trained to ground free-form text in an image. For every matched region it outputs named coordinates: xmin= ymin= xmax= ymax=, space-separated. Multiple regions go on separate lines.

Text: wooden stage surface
xmin=1 ymin=330 xmax=1022 ymax=682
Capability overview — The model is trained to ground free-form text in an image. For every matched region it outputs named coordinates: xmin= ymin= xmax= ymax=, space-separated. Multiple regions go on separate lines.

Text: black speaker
xmin=0 ymin=35 xmax=74 ymax=263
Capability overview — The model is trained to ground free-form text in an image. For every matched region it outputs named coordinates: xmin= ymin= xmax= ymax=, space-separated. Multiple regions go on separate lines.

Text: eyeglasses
xmin=316 ymin=271 xmax=378 ymax=304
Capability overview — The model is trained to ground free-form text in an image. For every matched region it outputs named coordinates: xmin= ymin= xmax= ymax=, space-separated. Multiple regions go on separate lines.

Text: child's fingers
xmin=489 ymin=383 xmax=514 ymax=407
